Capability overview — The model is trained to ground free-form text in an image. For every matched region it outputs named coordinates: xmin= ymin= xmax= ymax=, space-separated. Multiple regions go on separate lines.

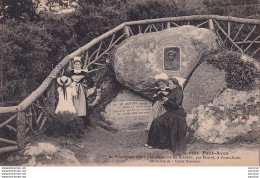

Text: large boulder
xmin=183 ymin=61 xmax=227 ymax=113
xmin=187 ymin=88 xmax=259 ymax=144
xmin=112 ymin=25 xmax=219 ymax=97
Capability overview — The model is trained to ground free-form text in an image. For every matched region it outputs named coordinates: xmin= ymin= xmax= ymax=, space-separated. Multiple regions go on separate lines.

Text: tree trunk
xmin=0 ymin=63 xmax=4 ymax=106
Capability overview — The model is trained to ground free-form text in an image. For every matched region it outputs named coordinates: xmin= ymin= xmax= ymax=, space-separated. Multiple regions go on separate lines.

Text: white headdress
xmin=154 ymin=73 xmax=169 ymax=81
xmin=57 ymin=76 xmax=72 ymax=86
xmin=73 ymin=56 xmax=81 ymax=62
xmin=173 ymin=76 xmax=186 ymax=88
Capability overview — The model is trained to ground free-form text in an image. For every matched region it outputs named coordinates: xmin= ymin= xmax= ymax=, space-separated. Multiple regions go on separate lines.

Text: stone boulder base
xmin=187 ymin=89 xmax=259 ymax=144
xmin=102 ymin=89 xmax=153 ymax=130
xmin=112 ymin=25 xmax=219 ymax=97
xmin=7 ymin=142 xmax=81 ymax=166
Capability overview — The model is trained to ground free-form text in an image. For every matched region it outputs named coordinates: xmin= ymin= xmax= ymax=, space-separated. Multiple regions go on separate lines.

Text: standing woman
xmin=146 ymin=78 xmax=187 ymax=154
xmin=67 ymin=56 xmax=94 ymax=125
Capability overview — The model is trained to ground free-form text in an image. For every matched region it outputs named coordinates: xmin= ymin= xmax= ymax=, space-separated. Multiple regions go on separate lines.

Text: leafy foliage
xmin=203 ymin=0 xmax=259 ymax=18
xmin=207 ymin=50 xmax=259 ymax=91
xmin=125 ymin=0 xmax=207 ymax=21
xmin=0 ymin=0 xmax=39 ymax=22
xmin=0 ymin=20 xmax=52 ymax=103
xmin=44 ymin=113 xmax=85 ymax=138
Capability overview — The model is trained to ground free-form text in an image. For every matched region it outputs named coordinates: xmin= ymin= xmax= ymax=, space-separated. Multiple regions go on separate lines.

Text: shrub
xmin=207 ymin=50 xmax=259 ymax=91
xmin=44 ymin=112 xmax=85 ymax=138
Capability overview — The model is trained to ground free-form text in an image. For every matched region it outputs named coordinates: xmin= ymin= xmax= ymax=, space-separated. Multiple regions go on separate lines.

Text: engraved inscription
xmin=110 ymin=101 xmax=152 ymax=117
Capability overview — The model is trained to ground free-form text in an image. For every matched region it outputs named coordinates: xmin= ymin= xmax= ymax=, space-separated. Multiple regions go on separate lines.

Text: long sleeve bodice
xmin=163 ymin=87 xmax=184 ymax=111
xmin=67 ymin=70 xmax=94 ymax=88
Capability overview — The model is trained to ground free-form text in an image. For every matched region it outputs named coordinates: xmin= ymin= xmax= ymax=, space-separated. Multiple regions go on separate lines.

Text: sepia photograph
xmin=0 ymin=0 xmax=259 ymax=169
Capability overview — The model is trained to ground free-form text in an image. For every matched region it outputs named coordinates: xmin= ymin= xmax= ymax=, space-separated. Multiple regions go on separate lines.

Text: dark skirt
xmin=147 ymin=108 xmax=187 ymax=153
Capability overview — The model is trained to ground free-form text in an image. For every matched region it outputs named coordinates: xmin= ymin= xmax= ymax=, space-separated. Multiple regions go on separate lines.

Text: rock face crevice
xmin=182 ymin=61 xmax=227 ymax=113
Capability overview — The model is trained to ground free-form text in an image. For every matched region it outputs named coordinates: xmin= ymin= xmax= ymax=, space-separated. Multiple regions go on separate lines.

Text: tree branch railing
xmin=0 ymin=15 xmax=259 ymax=154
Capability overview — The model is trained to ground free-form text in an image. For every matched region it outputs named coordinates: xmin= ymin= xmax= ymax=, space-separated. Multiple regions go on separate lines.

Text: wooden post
xmin=16 ymin=111 xmax=26 ymax=150
xmin=124 ymin=26 xmax=130 ymax=38
xmin=0 ymin=62 xmax=3 ymax=106
xmin=138 ymin=25 xmax=142 ymax=34
xmin=166 ymin=22 xmax=171 ymax=29
xmin=208 ymin=19 xmax=214 ymax=31
xmin=68 ymin=59 xmax=73 ymax=71
xmin=46 ymin=80 xmax=57 ymax=114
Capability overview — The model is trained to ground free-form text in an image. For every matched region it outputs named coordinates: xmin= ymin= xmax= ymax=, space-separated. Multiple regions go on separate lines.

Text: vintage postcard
xmin=0 ymin=0 xmax=259 ymax=168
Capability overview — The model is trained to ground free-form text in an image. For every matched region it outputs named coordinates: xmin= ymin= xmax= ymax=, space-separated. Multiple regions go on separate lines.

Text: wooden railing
xmin=0 ymin=15 xmax=259 ymax=154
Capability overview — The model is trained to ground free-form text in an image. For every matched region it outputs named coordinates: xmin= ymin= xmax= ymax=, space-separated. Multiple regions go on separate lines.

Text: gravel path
xmin=1 ymin=126 xmax=258 ymax=166
xmin=73 ymin=126 xmax=259 ymax=166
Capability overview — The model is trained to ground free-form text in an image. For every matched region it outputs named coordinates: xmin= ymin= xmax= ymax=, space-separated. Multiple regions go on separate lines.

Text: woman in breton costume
xmin=67 ymin=56 xmax=94 ymax=125
xmin=145 ymin=77 xmax=187 ymax=154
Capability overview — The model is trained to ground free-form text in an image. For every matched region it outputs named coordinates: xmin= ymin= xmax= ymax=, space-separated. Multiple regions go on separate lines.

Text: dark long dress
xmin=67 ymin=70 xmax=94 ymax=119
xmin=147 ymin=87 xmax=187 ymax=153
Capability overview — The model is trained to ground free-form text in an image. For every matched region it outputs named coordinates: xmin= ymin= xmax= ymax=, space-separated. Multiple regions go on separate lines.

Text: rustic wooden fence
xmin=0 ymin=15 xmax=259 ymax=154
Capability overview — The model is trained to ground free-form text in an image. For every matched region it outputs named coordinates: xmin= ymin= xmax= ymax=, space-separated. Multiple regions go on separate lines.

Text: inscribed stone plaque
xmin=163 ymin=46 xmax=181 ymax=71
xmin=110 ymin=101 xmax=151 ymax=117
xmin=103 ymin=90 xmax=153 ymax=130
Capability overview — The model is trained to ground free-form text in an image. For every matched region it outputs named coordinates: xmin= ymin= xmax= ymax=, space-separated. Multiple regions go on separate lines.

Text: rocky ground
xmin=0 ymin=126 xmax=258 ymax=166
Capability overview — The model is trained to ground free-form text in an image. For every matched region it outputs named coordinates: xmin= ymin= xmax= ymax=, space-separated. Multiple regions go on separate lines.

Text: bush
xmin=207 ymin=50 xmax=259 ymax=91
xmin=125 ymin=0 xmax=205 ymax=21
xmin=0 ymin=20 xmax=52 ymax=103
xmin=44 ymin=112 xmax=85 ymax=138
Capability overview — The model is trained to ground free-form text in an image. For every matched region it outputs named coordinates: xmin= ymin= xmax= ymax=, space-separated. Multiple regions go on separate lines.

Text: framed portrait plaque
xmin=163 ymin=46 xmax=181 ymax=71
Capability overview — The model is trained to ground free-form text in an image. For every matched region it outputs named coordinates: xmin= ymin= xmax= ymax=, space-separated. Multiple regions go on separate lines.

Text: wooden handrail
xmin=124 ymin=15 xmax=260 ymax=25
xmin=0 ymin=114 xmax=18 ymax=128
xmin=0 ymin=106 xmax=19 ymax=114
xmin=0 ymin=15 xmax=259 ymax=113
xmin=0 ymin=146 xmax=18 ymax=154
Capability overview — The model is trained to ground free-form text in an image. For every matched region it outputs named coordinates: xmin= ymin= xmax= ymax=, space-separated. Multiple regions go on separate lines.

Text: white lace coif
xmin=155 ymin=73 xmax=169 ymax=81
xmin=174 ymin=77 xmax=186 ymax=87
